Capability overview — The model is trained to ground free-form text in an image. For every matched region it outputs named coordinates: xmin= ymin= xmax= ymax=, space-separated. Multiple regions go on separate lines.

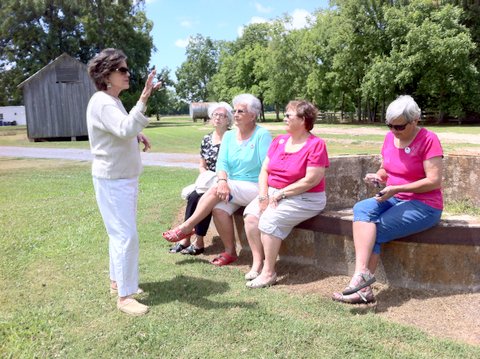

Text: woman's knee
xmin=212 ymin=207 xmax=231 ymax=220
xmin=353 ymin=197 xmax=385 ymax=222
xmin=244 ymin=214 xmax=259 ymax=231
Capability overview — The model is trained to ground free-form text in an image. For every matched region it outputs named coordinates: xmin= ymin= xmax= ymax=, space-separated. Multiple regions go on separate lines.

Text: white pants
xmin=93 ymin=177 xmax=139 ymax=297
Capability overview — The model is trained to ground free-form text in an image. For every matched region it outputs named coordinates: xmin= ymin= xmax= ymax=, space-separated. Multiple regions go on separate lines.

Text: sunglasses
xmin=387 ymin=122 xmax=409 ymax=131
xmin=285 ymin=113 xmax=297 ymax=119
xmin=115 ymin=67 xmax=130 ymax=74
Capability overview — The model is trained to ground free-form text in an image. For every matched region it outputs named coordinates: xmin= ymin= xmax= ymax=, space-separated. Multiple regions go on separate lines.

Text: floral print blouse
xmin=200 ymin=132 xmax=221 ymax=172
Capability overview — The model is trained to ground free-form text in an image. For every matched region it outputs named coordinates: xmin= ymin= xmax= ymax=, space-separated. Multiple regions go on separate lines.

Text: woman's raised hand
xmin=140 ymin=67 xmax=162 ymax=104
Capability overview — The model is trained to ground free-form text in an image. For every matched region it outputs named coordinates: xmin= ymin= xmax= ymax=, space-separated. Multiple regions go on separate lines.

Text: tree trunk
xmin=356 ymin=95 xmax=362 ymax=122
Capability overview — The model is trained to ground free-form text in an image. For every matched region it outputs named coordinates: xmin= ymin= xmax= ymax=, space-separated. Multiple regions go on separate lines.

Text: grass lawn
xmin=2 ymin=118 xmax=479 ymax=156
xmin=1 ymin=159 xmax=479 ymax=358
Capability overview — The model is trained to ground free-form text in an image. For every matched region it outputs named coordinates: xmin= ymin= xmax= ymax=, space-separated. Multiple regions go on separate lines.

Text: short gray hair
xmin=208 ymin=102 xmax=233 ymax=127
xmin=232 ymin=94 xmax=262 ymax=119
xmin=386 ymin=95 xmax=421 ymax=124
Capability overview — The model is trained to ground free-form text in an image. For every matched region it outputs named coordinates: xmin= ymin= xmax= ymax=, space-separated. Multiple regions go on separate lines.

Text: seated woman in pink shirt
xmin=333 ymin=95 xmax=443 ymax=304
xmin=243 ymin=100 xmax=329 ymax=288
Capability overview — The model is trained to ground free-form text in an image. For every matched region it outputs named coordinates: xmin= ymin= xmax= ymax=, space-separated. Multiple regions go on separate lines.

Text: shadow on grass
xmin=140 ymin=275 xmax=257 ymax=310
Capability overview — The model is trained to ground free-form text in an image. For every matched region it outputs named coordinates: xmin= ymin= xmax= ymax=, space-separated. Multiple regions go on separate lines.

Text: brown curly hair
xmin=286 ymin=100 xmax=318 ymax=131
xmin=87 ymin=48 xmax=127 ymax=90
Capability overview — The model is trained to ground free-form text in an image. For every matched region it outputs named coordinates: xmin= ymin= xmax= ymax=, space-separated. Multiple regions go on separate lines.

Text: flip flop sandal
xmin=342 ymin=272 xmax=376 ymax=295
xmin=332 ymin=287 xmax=375 ymax=304
xmin=181 ymin=244 xmax=205 ymax=256
xmin=162 ymin=227 xmax=195 ymax=243
xmin=210 ymin=252 xmax=237 ymax=266
xmin=169 ymin=243 xmax=188 ymax=253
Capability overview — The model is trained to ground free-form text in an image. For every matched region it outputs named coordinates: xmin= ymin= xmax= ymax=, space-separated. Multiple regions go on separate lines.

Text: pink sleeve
xmin=267 ymin=135 xmax=282 ymax=158
xmin=307 ymin=138 xmax=329 ymax=168
xmin=423 ymin=131 xmax=443 ymax=160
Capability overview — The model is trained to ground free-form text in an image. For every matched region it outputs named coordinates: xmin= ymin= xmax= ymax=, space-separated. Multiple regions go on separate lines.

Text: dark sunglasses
xmin=387 ymin=122 xmax=409 ymax=131
xmin=115 ymin=67 xmax=130 ymax=74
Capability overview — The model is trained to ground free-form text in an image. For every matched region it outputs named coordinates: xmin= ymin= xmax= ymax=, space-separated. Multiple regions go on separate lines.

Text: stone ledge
xmin=297 ymin=209 xmax=480 ymax=246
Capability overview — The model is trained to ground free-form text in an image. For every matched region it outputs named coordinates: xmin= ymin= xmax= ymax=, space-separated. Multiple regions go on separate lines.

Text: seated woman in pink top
xmin=243 ymin=100 xmax=329 ymax=288
xmin=333 ymin=95 xmax=443 ymax=304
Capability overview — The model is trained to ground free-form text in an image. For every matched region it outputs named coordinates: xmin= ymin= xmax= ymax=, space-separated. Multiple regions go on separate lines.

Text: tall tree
xmin=209 ymin=22 xmax=272 ymax=120
xmin=174 ymin=34 xmax=221 ymax=102
xmin=383 ymin=0 xmax=478 ymax=122
xmin=0 ymin=0 xmax=154 ymax=109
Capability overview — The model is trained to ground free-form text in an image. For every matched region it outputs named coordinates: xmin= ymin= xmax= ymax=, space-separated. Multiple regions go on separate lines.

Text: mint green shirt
xmin=216 ymin=125 xmax=272 ymax=182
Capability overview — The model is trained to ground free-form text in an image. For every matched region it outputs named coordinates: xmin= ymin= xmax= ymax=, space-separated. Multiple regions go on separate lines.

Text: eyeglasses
xmin=115 ymin=67 xmax=130 ymax=74
xmin=387 ymin=122 xmax=409 ymax=131
xmin=212 ymin=113 xmax=227 ymax=119
xmin=231 ymin=109 xmax=246 ymax=114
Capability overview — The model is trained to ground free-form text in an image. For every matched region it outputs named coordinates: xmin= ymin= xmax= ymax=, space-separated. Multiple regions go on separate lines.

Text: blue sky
xmin=144 ymin=0 xmax=329 ymax=74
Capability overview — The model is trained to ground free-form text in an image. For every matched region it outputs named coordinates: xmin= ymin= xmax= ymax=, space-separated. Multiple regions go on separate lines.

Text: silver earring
xmin=107 ymin=82 xmax=112 ymax=89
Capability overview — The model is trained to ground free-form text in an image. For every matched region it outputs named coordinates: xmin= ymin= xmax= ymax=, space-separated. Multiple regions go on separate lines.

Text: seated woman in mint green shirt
xmin=163 ymin=93 xmax=272 ymax=266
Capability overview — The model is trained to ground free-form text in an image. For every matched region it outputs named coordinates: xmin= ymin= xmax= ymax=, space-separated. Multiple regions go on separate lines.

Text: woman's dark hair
xmin=286 ymin=100 xmax=318 ymax=131
xmin=87 ymin=48 xmax=127 ymax=90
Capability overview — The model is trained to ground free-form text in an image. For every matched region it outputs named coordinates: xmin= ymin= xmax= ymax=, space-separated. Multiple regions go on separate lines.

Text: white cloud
xmin=254 ymin=2 xmax=272 ymax=14
xmin=237 ymin=8 xmax=313 ymax=37
xmin=180 ymin=20 xmax=193 ymax=28
xmin=285 ymin=9 xmax=313 ymax=30
xmin=175 ymin=38 xmax=190 ymax=48
xmin=237 ymin=16 xmax=269 ymax=37
xmin=250 ymin=16 xmax=269 ymax=24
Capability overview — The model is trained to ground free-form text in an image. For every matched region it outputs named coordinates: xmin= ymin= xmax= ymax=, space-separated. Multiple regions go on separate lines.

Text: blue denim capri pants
xmin=353 ymin=197 xmax=442 ymax=254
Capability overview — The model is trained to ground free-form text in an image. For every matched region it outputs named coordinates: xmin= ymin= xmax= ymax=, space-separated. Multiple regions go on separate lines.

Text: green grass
xmin=1 ymin=159 xmax=479 ymax=358
xmin=444 ymin=199 xmax=480 ymax=217
xmin=2 ymin=120 xmax=480 ymax=156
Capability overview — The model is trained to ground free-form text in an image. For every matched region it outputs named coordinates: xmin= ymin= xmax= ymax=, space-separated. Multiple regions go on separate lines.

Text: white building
xmin=0 ymin=106 xmax=26 ymax=125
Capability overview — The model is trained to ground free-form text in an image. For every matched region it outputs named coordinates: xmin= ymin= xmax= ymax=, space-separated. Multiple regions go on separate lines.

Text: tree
xmin=209 ymin=23 xmax=273 ymax=120
xmin=0 ymin=0 xmax=154 ymax=109
xmin=383 ymin=1 xmax=478 ymax=122
xmin=174 ymin=34 xmax=221 ymax=103
xmin=261 ymin=20 xmax=310 ymax=119
xmin=326 ymin=0 xmax=390 ymax=121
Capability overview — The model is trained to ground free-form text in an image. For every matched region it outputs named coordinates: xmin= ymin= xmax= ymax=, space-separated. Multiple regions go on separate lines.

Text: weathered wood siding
xmin=22 ymin=54 xmax=96 ymax=140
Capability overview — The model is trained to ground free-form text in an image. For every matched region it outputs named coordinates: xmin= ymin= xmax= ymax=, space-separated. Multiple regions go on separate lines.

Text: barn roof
xmin=17 ymin=53 xmax=86 ymax=88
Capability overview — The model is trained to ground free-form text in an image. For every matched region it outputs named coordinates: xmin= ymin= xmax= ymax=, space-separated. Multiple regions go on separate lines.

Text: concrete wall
xmin=323 ymin=154 xmax=480 ymax=208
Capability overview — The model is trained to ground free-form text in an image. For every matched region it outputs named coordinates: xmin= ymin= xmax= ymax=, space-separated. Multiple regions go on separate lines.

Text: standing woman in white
xmin=86 ymin=48 xmax=161 ymax=316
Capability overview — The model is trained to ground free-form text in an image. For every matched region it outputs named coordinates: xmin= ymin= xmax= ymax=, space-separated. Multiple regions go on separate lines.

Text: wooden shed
xmin=18 ymin=53 xmax=96 ymax=141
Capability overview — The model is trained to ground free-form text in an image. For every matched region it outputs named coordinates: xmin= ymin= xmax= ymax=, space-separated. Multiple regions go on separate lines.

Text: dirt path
xmin=0 ymin=146 xmax=199 ymax=168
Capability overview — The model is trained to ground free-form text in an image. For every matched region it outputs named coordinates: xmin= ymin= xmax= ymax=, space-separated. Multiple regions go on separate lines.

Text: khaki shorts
xmin=244 ymin=187 xmax=326 ymax=240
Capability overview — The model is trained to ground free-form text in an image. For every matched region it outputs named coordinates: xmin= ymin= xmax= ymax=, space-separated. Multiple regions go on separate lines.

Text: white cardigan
xmin=86 ymin=91 xmax=149 ymax=179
